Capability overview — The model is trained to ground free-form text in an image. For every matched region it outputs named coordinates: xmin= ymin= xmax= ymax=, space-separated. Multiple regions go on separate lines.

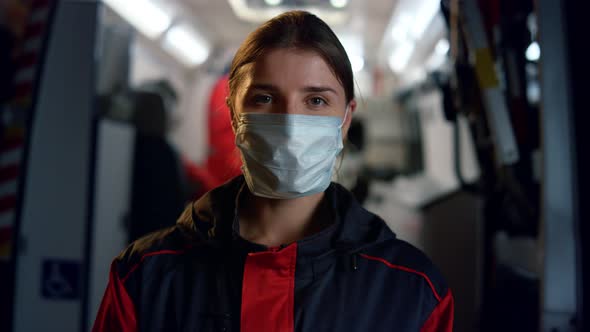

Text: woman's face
xmin=233 ymin=48 xmax=355 ymax=134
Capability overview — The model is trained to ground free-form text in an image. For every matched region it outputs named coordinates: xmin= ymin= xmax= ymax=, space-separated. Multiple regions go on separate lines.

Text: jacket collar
xmin=186 ymin=175 xmax=396 ymax=258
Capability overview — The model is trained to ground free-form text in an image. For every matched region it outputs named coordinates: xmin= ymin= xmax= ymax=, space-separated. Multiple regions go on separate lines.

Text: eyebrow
xmin=248 ymin=83 xmax=339 ymax=95
xmin=302 ymin=86 xmax=338 ymax=95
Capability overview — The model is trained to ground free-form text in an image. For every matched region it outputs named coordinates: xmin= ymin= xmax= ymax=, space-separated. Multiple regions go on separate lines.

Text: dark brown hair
xmin=228 ymin=10 xmax=354 ymax=110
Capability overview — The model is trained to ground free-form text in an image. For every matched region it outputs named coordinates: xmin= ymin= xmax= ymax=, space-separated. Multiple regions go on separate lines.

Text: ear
xmin=227 ymin=97 xmax=238 ymax=134
xmin=342 ymin=99 xmax=357 ymax=138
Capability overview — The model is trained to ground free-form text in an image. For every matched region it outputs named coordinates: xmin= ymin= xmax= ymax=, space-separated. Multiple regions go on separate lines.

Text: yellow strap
xmin=474 ymin=48 xmax=499 ymax=88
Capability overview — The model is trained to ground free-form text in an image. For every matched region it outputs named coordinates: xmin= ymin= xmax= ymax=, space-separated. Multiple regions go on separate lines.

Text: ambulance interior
xmin=0 ymin=0 xmax=585 ymax=331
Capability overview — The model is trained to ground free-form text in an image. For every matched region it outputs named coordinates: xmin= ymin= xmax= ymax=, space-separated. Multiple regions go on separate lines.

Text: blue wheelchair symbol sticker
xmin=41 ymin=259 xmax=80 ymax=300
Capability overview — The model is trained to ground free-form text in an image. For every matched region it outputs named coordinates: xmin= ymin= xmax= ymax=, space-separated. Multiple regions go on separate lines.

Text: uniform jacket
xmin=93 ymin=176 xmax=454 ymax=332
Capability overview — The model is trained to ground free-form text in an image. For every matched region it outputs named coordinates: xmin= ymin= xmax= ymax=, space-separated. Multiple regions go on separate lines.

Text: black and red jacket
xmin=93 ymin=176 xmax=454 ymax=331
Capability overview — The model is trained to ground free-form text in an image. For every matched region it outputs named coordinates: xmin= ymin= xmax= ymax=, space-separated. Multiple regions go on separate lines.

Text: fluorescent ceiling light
xmin=389 ymin=40 xmax=415 ymax=73
xmin=103 ymin=0 xmax=172 ymax=39
xmin=384 ymin=0 xmax=440 ymax=74
xmin=410 ymin=0 xmax=440 ymax=39
xmin=398 ymin=13 xmax=412 ymax=25
xmin=330 ymin=0 xmax=349 ymax=9
xmin=227 ymin=0 xmax=349 ymax=25
xmin=391 ymin=26 xmax=405 ymax=42
xmin=350 ymin=54 xmax=365 ymax=72
xmin=163 ymin=24 xmax=210 ymax=67
xmin=435 ymin=38 xmax=450 ymax=55
xmin=264 ymin=0 xmax=282 ymax=6
xmin=526 ymin=41 xmax=540 ymax=61
xmin=391 ymin=14 xmax=411 ymax=41
xmin=338 ymin=34 xmax=364 ymax=72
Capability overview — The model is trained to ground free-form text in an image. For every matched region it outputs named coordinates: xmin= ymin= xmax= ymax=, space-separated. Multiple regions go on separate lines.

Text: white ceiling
xmin=103 ymin=0 xmax=447 ymax=88
xmin=176 ymin=0 xmax=399 ymax=68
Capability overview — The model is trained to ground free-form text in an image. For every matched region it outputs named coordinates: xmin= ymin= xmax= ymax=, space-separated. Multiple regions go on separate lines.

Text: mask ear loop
xmin=339 ymin=105 xmax=351 ymax=129
xmin=335 ymin=104 xmax=351 ymax=181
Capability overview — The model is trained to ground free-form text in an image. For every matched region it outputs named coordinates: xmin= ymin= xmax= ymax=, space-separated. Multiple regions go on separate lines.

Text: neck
xmin=238 ymin=190 xmax=331 ymax=248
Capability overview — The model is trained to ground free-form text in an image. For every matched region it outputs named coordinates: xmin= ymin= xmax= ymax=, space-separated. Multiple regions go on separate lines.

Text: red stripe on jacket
xmin=359 ymin=254 xmax=442 ymax=301
xmin=359 ymin=254 xmax=454 ymax=331
xmin=92 ymin=249 xmax=190 ymax=331
xmin=241 ymin=243 xmax=297 ymax=332
xmin=420 ymin=290 xmax=454 ymax=332
xmin=92 ymin=262 xmax=137 ymax=332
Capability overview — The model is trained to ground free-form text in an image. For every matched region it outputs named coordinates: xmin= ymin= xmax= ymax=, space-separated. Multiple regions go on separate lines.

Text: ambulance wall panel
xmin=13 ymin=2 xmax=98 ymax=331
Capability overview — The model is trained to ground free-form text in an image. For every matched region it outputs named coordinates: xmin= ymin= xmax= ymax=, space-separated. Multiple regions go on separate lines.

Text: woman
xmin=93 ymin=10 xmax=453 ymax=332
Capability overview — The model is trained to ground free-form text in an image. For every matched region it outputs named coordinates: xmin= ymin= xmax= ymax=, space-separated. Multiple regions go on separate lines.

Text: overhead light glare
xmin=391 ymin=26 xmax=406 ymax=42
xmin=435 ymin=38 xmax=450 ymax=55
xmin=228 ymin=0 xmax=349 ymax=25
xmin=389 ymin=40 xmax=415 ymax=73
xmin=264 ymin=0 xmax=282 ymax=6
xmin=163 ymin=24 xmax=210 ymax=67
xmin=391 ymin=13 xmax=411 ymax=41
xmin=526 ymin=41 xmax=540 ymax=61
xmin=410 ymin=0 xmax=441 ymax=39
xmin=350 ymin=55 xmax=365 ymax=72
xmin=103 ymin=0 xmax=172 ymax=39
xmin=330 ymin=0 xmax=349 ymax=9
xmin=338 ymin=34 xmax=364 ymax=72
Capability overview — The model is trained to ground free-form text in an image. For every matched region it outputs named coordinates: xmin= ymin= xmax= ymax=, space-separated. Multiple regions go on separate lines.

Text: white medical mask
xmin=235 ymin=107 xmax=349 ymax=199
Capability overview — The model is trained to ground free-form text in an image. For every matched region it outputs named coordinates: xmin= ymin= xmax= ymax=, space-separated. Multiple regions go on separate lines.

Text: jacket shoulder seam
xmin=359 ymin=253 xmax=442 ymax=302
xmin=120 ymin=247 xmax=191 ymax=283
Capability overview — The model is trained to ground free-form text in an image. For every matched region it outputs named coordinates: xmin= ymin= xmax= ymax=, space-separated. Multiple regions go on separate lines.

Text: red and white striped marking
xmin=0 ymin=0 xmax=54 ymax=259
xmin=0 ymin=137 xmax=22 ymax=259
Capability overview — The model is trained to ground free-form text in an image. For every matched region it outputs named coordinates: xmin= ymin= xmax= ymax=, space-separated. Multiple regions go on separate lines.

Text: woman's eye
xmin=309 ymin=97 xmax=327 ymax=106
xmin=253 ymin=95 xmax=272 ymax=104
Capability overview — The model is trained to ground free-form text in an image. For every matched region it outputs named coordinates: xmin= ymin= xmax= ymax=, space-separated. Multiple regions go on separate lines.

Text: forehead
xmin=245 ymin=48 xmax=344 ymax=93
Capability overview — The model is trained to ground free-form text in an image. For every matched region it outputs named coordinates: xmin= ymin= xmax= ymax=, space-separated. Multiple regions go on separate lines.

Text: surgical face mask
xmin=235 ymin=107 xmax=349 ymax=199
